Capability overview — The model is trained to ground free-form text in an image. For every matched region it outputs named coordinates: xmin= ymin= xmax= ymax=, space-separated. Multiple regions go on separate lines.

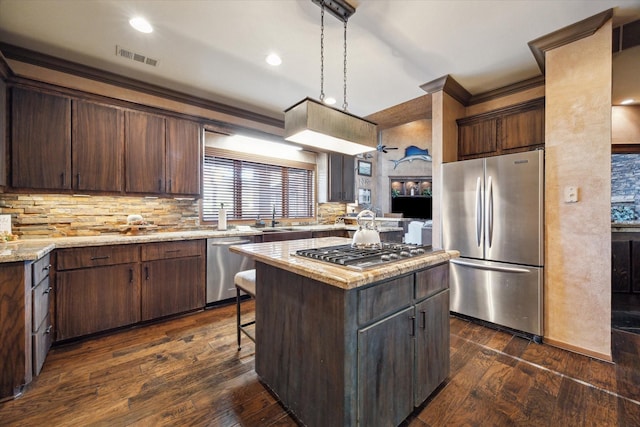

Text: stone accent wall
xmin=0 ymin=194 xmax=201 ymax=238
xmin=612 ymin=154 xmax=640 ymax=221
xmin=317 ymin=202 xmax=346 ymax=224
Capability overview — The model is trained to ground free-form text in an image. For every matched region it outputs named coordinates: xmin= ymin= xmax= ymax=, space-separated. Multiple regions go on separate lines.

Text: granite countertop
xmin=612 ymin=222 xmax=640 ymax=232
xmin=0 ymin=224 xmax=403 ymax=264
xmin=229 ymin=237 xmax=458 ymax=290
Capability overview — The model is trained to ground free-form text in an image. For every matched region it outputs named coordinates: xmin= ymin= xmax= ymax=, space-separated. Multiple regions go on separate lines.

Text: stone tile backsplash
xmin=0 ymin=194 xmax=201 ymax=238
xmin=612 ymin=154 xmax=640 ymax=222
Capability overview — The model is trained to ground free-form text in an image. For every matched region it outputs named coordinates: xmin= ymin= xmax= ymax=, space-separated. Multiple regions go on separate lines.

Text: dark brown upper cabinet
xmin=329 ymin=153 xmax=355 ymax=202
xmin=165 ymin=117 xmax=201 ymax=196
xmin=11 ymin=87 xmax=71 ymax=189
xmin=457 ymin=97 xmax=544 ymax=160
xmin=72 ymin=100 xmax=124 ymax=192
xmin=125 ymin=110 xmax=166 ymax=194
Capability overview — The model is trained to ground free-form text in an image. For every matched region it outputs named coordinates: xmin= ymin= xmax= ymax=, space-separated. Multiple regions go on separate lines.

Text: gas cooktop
xmin=295 ymin=243 xmax=443 ymax=270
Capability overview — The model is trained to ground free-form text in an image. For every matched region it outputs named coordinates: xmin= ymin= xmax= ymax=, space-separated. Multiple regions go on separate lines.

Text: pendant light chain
xmin=342 ymin=19 xmax=348 ymax=111
xmin=319 ymin=1 xmax=325 ymax=103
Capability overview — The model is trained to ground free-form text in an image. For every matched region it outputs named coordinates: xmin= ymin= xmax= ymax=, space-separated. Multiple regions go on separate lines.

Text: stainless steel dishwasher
xmin=206 ymin=236 xmax=255 ymax=305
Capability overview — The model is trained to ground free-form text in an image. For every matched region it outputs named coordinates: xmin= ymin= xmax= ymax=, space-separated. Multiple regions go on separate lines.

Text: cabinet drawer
xmin=32 ymin=276 xmax=52 ymax=332
xmin=33 ymin=313 xmax=53 ymax=376
xmin=141 ymin=240 xmax=204 ymax=261
xmin=358 ymin=275 xmax=413 ymax=325
xmin=415 ymin=263 xmax=449 ymax=300
xmin=32 ymin=253 xmax=51 ymax=285
xmin=56 ymin=244 xmax=140 ymax=270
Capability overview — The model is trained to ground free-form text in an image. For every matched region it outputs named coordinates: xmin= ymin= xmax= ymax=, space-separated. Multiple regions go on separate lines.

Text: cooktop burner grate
xmin=295 ymin=243 xmax=441 ymax=270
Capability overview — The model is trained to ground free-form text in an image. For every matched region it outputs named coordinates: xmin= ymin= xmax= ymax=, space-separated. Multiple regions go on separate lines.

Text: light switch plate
xmin=564 ymin=186 xmax=578 ymax=203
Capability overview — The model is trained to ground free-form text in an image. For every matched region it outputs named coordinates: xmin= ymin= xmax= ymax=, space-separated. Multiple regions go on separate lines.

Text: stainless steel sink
xmin=260 ymin=228 xmax=298 ymax=232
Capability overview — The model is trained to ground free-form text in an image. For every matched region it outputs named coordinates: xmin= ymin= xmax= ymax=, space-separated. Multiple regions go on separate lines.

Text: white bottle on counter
xmin=218 ymin=203 xmax=227 ymax=231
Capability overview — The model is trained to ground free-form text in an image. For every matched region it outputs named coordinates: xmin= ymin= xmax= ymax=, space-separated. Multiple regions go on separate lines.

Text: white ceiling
xmin=0 ymin=0 xmax=639 ymax=120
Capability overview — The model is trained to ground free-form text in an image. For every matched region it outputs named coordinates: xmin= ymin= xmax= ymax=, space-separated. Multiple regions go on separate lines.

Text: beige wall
xmin=544 ymin=21 xmax=612 ymax=360
xmin=375 ymin=120 xmax=433 ymax=215
xmin=612 ymin=105 xmax=640 ymax=144
xmin=431 ymin=91 xmax=465 ymax=248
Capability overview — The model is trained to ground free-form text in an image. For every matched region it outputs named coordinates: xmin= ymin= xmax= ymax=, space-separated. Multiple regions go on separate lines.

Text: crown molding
xmin=0 ymin=50 xmax=13 ymax=80
xmin=420 ymin=74 xmax=472 ymax=106
xmin=0 ymin=42 xmax=284 ymax=129
xmin=468 ymin=75 xmax=545 ymax=105
xmin=528 ymin=8 xmax=613 ymax=73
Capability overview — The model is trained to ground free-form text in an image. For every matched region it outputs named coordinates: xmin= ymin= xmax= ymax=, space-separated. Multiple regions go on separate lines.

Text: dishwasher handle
xmin=209 ymin=239 xmax=253 ymax=246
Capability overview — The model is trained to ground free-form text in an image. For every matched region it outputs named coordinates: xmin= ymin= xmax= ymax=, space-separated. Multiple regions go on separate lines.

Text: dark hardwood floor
xmin=1 ymin=302 xmax=639 ymax=426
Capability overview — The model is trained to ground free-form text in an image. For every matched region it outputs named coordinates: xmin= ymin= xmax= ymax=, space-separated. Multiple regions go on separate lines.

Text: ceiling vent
xmin=115 ymin=45 xmax=159 ymax=67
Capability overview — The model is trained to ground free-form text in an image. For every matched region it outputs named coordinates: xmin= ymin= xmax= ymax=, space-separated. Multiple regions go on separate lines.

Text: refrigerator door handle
xmin=451 ymin=258 xmax=532 ymax=274
xmin=475 ymin=177 xmax=483 ymax=247
xmin=486 ymin=175 xmax=494 ymax=248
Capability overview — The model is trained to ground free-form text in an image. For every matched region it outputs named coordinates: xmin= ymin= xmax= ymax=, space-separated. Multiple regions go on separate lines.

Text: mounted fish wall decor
xmin=390 ymin=146 xmax=432 ymax=169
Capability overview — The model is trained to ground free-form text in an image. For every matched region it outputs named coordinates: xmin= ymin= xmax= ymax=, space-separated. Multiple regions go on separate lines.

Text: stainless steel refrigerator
xmin=442 ymin=150 xmax=544 ymax=338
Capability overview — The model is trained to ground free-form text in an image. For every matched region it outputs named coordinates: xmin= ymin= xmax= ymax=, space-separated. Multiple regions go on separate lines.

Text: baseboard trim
xmin=543 ymin=337 xmax=613 ymax=363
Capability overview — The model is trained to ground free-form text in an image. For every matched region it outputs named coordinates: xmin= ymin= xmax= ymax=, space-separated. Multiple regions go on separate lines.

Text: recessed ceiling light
xmin=324 ymin=97 xmax=336 ymax=105
xmin=129 ymin=16 xmax=153 ymax=33
xmin=620 ymin=98 xmax=635 ymax=105
xmin=266 ymin=53 xmax=282 ymax=66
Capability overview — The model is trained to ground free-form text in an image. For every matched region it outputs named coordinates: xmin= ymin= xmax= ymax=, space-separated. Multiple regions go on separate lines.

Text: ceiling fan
xmin=376 ymin=142 xmax=398 ymax=153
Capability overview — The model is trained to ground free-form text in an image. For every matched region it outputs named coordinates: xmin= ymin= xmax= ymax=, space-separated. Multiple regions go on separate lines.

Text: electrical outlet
xmin=564 ymin=186 xmax=578 ymax=203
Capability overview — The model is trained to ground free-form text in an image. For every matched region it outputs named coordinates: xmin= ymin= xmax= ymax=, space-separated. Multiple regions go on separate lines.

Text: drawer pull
xmin=45 ymin=325 xmax=53 ymax=335
xmin=90 ymin=255 xmax=110 ymax=261
xmin=420 ymin=310 xmax=426 ymax=329
xmin=165 ymin=249 xmax=181 ymax=253
xmin=42 ymin=264 xmax=52 ymax=271
xmin=43 ymin=286 xmax=52 ymax=295
xmin=409 ymin=315 xmax=416 ymax=337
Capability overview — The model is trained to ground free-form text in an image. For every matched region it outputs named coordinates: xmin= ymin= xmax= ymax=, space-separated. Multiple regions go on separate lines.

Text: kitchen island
xmin=230 ymin=237 xmax=458 ymax=427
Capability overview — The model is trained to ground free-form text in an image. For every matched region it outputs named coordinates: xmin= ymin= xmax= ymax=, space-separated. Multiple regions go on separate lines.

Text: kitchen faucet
xmin=271 ymin=206 xmax=279 ymax=227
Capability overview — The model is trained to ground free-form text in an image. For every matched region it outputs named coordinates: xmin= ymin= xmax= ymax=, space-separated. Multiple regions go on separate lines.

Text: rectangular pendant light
xmin=284 ymin=97 xmax=377 ymax=155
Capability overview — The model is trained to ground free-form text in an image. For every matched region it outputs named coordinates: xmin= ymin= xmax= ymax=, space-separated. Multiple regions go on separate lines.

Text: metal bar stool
xmin=235 ymin=269 xmax=256 ymax=351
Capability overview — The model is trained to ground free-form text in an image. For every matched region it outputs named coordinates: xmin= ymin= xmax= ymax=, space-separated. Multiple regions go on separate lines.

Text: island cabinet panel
xmin=11 ymin=86 xmax=71 ymax=189
xmin=414 ymin=289 xmax=450 ymax=405
xmin=357 ymin=275 xmax=413 ymax=324
xmin=255 ymin=260 xmax=450 ymax=427
xmin=56 ymin=263 xmax=141 ymax=340
xmin=357 ymin=306 xmax=414 ymax=427
xmin=72 ymin=99 xmax=124 ymax=192
xmin=165 ymin=117 xmax=201 ymax=195
xmin=140 ymin=240 xmax=205 ymax=320
xmin=0 ymin=262 xmax=31 ymax=401
xmin=125 ymin=110 xmax=166 ymax=194
xmin=255 ymin=263 xmax=354 ymax=427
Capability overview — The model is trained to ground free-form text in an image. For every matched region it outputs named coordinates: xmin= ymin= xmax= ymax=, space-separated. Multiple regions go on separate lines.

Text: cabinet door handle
xmin=410 ymin=315 xmax=416 ymax=337
xmin=129 ymin=268 xmax=134 ymax=284
xmin=145 ymin=266 xmax=149 ymax=280
xmin=158 ymin=179 xmax=163 ymax=192
xmin=42 ymin=264 xmax=51 ymax=271
xmin=43 ymin=286 xmax=52 ymax=295
xmin=45 ymin=325 xmax=53 ymax=335
xmin=76 ymin=173 xmax=81 ymax=188
xmin=420 ymin=310 xmax=426 ymax=329
xmin=90 ymin=255 xmax=110 ymax=261
xmin=168 ymin=179 xmax=172 ymax=192
xmin=61 ymin=172 xmax=65 ymax=187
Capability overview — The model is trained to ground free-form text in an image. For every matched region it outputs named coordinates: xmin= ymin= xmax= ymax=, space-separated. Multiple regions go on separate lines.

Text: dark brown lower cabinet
xmin=141 ymin=256 xmax=204 ymax=320
xmin=56 ymin=263 xmax=141 ymax=340
xmin=0 ymin=262 xmax=30 ymax=401
xmin=612 ymin=240 xmax=631 ymax=293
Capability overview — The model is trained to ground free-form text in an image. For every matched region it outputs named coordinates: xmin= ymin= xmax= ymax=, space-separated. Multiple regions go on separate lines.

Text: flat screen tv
xmin=391 ymin=196 xmax=432 ymax=220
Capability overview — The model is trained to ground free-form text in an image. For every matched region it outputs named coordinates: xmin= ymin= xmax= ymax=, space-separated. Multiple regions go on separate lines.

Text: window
xmin=202 ymin=150 xmax=316 ymax=222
